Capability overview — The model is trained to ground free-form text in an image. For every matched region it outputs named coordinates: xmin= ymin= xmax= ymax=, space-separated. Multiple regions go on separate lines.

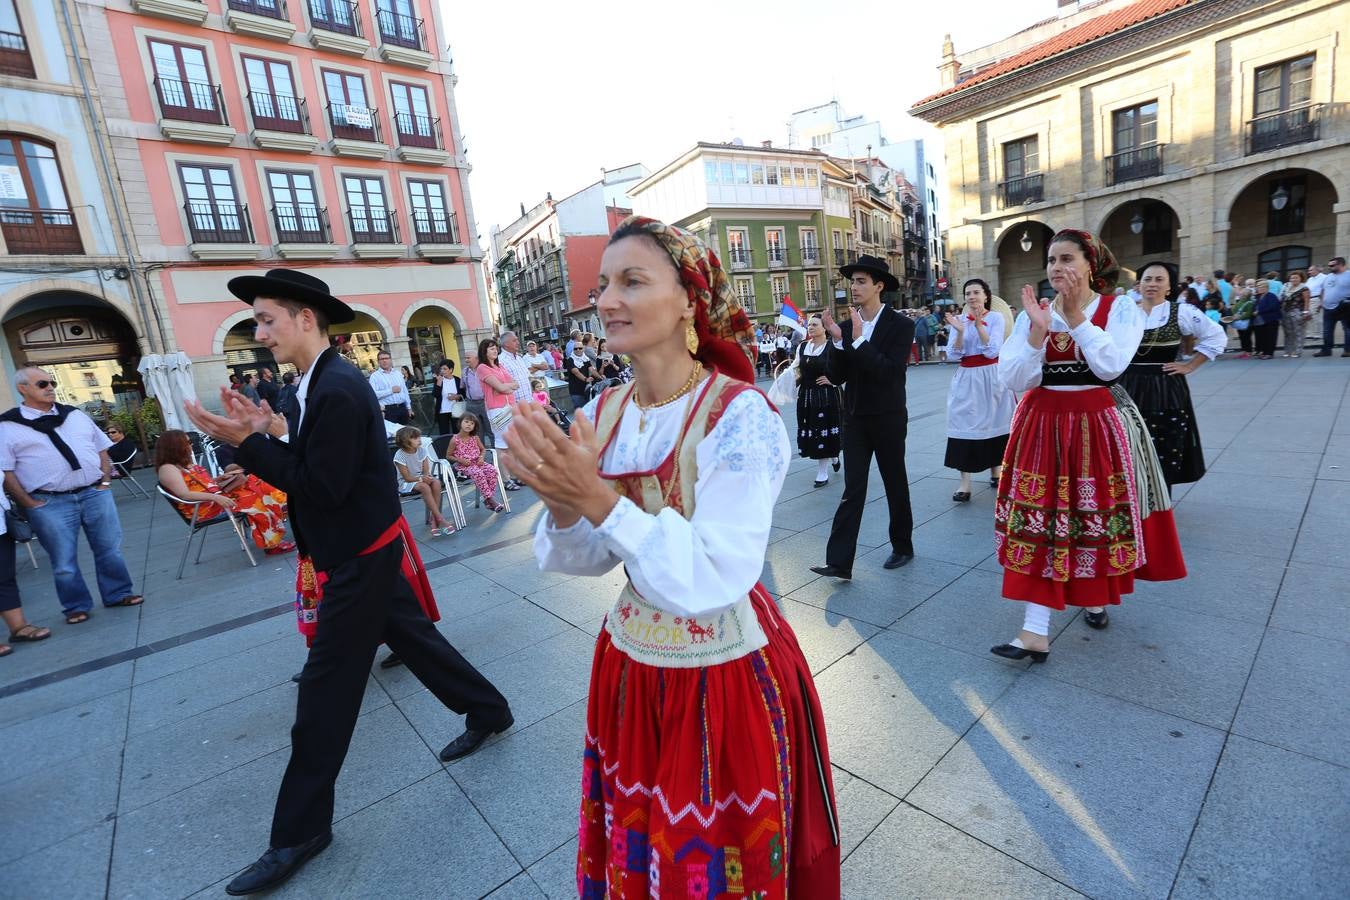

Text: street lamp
xmin=1271 ymin=185 xmax=1290 ymax=211
xmin=1130 ymin=210 xmax=1145 ymax=234
xmin=1019 ymin=228 xmax=1032 ymax=253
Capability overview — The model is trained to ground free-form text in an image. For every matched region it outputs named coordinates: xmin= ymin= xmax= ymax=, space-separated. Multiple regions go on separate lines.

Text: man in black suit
xmin=810 ymin=255 xmax=916 ymax=579
xmin=186 ymin=270 xmax=512 ymax=896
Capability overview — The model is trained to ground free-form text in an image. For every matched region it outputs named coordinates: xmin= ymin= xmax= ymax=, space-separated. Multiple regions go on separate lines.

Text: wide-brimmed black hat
xmin=227 ymin=269 xmax=355 ymax=324
xmin=839 ymin=254 xmax=900 ymax=293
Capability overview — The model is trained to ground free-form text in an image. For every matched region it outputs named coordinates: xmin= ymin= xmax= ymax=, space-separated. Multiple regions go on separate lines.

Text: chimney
xmin=762 ymin=140 xmax=772 ymax=148
xmin=938 ymin=33 xmax=960 ymax=89
xmin=519 ymin=202 xmax=526 ymax=217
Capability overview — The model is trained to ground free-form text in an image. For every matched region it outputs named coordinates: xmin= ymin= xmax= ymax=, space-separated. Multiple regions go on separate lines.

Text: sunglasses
xmin=107 ymin=429 xmax=122 ymax=436
xmin=31 ymin=380 xmax=54 ymax=389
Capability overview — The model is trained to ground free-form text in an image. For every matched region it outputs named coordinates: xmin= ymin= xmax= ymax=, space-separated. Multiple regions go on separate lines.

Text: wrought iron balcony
xmin=228 ymin=0 xmax=288 ymax=18
xmin=326 ymin=102 xmax=381 ymax=142
xmin=183 ymin=200 xmax=252 ymax=244
xmin=800 ymin=247 xmax=820 ymax=266
xmin=766 ymin=247 xmax=788 ymax=268
xmin=393 ymin=112 xmax=442 ymax=149
xmin=1000 ymin=173 xmax=1044 ymax=207
xmin=348 ymin=208 xmax=399 ymax=243
xmin=376 ymin=8 xmax=424 ymax=50
xmin=0 ymin=29 xmax=35 ymax=78
xmin=271 ymin=203 xmax=329 ymax=243
xmin=804 ymin=290 xmax=823 ymax=306
xmin=248 ymin=92 xmax=309 ymax=134
xmin=154 ymin=76 xmax=228 ymax=125
xmin=413 ymin=210 xmax=458 ymax=244
xmin=1247 ymin=104 xmax=1323 ymax=155
xmin=1106 ymin=143 xmax=1164 ymax=186
xmin=727 ymin=248 xmax=751 ymax=269
xmin=307 ymin=0 xmax=361 ymax=35
xmin=0 ymin=208 xmax=82 ymax=254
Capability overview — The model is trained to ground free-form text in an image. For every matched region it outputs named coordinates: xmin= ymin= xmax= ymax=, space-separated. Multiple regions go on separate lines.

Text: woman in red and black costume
xmin=992 ymin=229 xmax=1185 ymax=663
xmin=504 ymin=216 xmax=840 ymax=899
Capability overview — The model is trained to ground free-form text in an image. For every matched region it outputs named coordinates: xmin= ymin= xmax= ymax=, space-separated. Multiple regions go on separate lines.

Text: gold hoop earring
xmin=685 ymin=320 xmax=699 ymax=355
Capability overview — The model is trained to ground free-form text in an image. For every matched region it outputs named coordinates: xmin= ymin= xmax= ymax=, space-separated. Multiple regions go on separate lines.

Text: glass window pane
xmin=270 ymin=63 xmax=295 ymax=97
xmin=734 ymin=163 xmax=748 ymax=184
xmin=179 ymin=47 xmax=208 ymax=84
xmin=750 ymin=164 xmax=763 ymax=185
xmin=346 ymin=75 xmax=367 ymax=108
xmin=719 ymin=162 xmax=733 ymax=183
xmin=30 ymin=155 xmax=67 ymax=209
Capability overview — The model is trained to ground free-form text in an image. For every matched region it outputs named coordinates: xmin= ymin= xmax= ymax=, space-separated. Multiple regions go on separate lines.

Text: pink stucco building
xmin=78 ymin=0 xmax=489 ymax=410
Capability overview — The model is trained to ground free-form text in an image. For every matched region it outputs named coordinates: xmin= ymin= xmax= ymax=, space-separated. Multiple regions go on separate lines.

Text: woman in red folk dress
xmin=992 ymin=230 xmax=1186 ymax=662
xmin=504 ymin=216 xmax=840 ymax=899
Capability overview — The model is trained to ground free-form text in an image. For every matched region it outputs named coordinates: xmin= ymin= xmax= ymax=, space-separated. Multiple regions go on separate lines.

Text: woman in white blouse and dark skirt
xmin=796 ymin=313 xmax=842 ymax=487
xmin=1117 ymin=261 xmax=1226 ymax=491
xmin=943 ymin=278 xmax=1016 ymax=502
xmin=992 ymin=230 xmax=1186 ymax=664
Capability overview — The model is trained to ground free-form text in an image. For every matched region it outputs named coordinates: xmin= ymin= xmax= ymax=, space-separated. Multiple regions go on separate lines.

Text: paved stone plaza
xmin=2 ymin=355 xmax=1347 ymax=899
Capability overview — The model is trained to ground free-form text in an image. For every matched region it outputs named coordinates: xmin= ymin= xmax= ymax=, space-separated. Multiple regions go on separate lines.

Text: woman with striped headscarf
xmin=504 ymin=216 xmax=840 ymax=899
xmin=992 ymin=229 xmax=1186 ymax=663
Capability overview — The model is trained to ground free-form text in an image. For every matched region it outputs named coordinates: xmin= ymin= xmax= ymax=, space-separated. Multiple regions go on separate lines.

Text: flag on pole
xmin=777 ymin=296 xmax=806 ymax=335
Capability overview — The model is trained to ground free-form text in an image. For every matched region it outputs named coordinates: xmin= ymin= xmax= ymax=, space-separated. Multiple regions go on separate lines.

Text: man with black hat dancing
xmin=186 ymin=270 xmax=513 ymax=896
xmin=810 ymin=255 xmax=916 ymax=579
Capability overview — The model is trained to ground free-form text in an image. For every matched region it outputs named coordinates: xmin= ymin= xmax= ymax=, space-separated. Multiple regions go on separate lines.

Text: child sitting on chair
xmin=446 ymin=414 xmax=505 ymax=513
xmin=393 ymin=426 xmax=455 ymax=536
xmin=531 ymin=379 xmax=568 ymax=430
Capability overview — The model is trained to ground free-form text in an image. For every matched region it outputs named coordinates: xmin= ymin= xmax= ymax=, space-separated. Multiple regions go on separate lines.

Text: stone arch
xmin=1218 ymin=162 xmax=1343 ymax=223
xmin=211 ymin=307 xmax=260 ymax=355
xmin=1093 ymin=188 xmax=1190 ymax=238
xmin=0 ymin=277 xmax=140 ymax=336
xmin=398 ymin=298 xmax=469 ymax=337
xmin=345 ymin=303 xmax=394 ymax=340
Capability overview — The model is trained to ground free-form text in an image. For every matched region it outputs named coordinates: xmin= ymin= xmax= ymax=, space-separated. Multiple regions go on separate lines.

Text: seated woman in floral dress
xmin=155 ymin=429 xmax=294 ymax=555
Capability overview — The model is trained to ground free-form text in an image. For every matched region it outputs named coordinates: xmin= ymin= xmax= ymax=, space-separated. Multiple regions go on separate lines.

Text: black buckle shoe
xmin=1084 ymin=610 xmax=1110 ymax=630
xmin=439 ymin=713 xmax=514 ymax=762
xmin=883 ymin=552 xmax=914 ymax=569
xmin=990 ymin=643 xmax=1049 ymax=664
xmin=809 ymin=564 xmax=851 ymax=580
xmin=225 ymin=830 xmax=332 ymax=895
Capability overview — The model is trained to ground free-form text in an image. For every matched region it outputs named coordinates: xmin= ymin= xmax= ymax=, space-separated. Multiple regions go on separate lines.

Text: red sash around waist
xmin=959 ymin=354 xmax=998 ymax=368
xmin=293 ymin=517 xmax=439 ymax=647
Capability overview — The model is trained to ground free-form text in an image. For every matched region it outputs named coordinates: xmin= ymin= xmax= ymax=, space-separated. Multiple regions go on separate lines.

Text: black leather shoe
xmin=1313 ymin=351 xmax=1331 ymax=357
xmin=225 ymin=831 xmax=332 ymax=895
xmin=990 ymin=643 xmax=1049 ymax=663
xmin=883 ymin=552 xmax=913 ymax=569
xmin=812 ymin=479 xmax=829 ymax=489
xmin=290 ymin=672 xmax=302 ymax=683
xmin=952 ymin=491 xmax=971 ymax=502
xmin=1084 ymin=610 xmax=1110 ymax=630
xmin=439 ymin=714 xmax=514 ymax=762
xmin=809 ymin=564 xmax=851 ymax=580
xmin=832 ymin=458 xmax=841 ymax=472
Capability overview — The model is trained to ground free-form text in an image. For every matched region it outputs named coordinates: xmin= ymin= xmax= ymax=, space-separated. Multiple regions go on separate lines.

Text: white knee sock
xmin=1022 ymin=604 xmax=1052 ymax=636
xmin=816 ymin=459 xmax=830 ymax=480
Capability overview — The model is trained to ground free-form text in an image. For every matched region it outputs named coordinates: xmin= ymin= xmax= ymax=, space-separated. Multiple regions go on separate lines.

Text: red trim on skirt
xmin=1135 ymin=509 xmax=1187 ymax=582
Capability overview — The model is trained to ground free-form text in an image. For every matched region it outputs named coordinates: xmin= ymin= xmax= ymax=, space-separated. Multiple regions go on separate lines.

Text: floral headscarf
xmin=612 ymin=215 xmax=757 ymax=383
xmin=1051 ymin=229 xmax=1121 ymax=294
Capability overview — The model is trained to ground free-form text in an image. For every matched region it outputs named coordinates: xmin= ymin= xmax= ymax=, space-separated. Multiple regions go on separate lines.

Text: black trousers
xmin=1237 ymin=324 xmax=1254 ymax=352
xmin=270 ymin=539 xmax=510 ymax=847
xmin=1253 ymin=322 xmax=1279 ymax=357
xmin=383 ymin=404 xmax=410 ymax=425
xmin=436 ymin=412 xmax=459 ymax=437
xmin=0 ymin=531 xmax=19 ymax=613
xmin=825 ymin=412 xmax=913 ymax=571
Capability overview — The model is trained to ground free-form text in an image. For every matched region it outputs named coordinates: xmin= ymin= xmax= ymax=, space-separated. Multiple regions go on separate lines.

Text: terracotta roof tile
xmin=912 ymin=0 xmax=1194 ymax=108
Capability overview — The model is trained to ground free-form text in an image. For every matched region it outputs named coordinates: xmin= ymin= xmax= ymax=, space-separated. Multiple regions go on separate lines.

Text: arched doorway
xmin=996 ymin=222 xmax=1055 ymax=301
xmin=406 ymin=305 xmax=461 ymax=383
xmin=1099 ymin=200 xmax=1180 ymax=277
xmin=328 ymin=312 xmax=387 ymax=374
xmin=1228 ymin=169 xmax=1339 ymax=278
xmin=223 ymin=320 xmax=283 ymax=383
xmin=2 ymin=291 xmax=141 ymax=425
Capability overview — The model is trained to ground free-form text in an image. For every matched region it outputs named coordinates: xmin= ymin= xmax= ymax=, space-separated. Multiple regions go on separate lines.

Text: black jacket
xmin=236 ymin=348 xmax=399 ymax=571
xmin=826 ymin=305 xmax=915 ymax=416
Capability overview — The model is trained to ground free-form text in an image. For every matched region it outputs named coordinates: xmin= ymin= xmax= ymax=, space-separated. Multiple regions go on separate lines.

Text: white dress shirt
xmin=0 ymin=404 xmax=112 ymax=492
xmin=293 ymin=362 xmax=318 ymax=434
xmin=368 ymin=367 xmax=410 ymax=409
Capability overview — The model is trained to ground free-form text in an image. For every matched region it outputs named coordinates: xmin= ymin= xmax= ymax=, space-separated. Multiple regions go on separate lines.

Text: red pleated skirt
xmin=577 ymin=586 xmax=840 ymax=899
xmin=995 ymin=387 xmax=1143 ymax=609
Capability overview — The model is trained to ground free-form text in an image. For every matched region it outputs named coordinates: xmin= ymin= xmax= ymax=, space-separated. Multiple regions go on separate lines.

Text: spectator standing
xmin=240 ymin=374 xmax=261 ymax=403
xmin=1280 ymin=271 xmax=1311 ymax=358
xmin=256 ymin=367 xmax=280 ymax=409
xmin=1264 ymin=270 xmax=1285 ymax=300
xmin=461 ymin=351 xmax=490 ymax=447
xmin=498 ymin=331 xmax=535 ymax=405
xmin=564 ymin=341 xmax=596 ymax=410
xmin=564 ymin=329 xmax=581 ymax=359
xmin=369 ymin=349 xmax=411 ymax=425
xmin=756 ymin=329 xmax=775 ymax=376
xmin=523 ymin=341 xmax=551 ymax=376
xmin=1232 ymin=280 xmax=1257 ymax=358
xmin=275 ymin=371 xmax=298 ymax=417
xmin=1313 ymin=256 xmax=1350 ymax=357
xmin=1305 ymin=264 xmax=1325 ymax=341
xmin=1251 ymin=279 xmax=1282 ymax=359
xmin=0 ymin=489 xmax=51 ymax=657
xmin=913 ymin=306 xmax=931 ymax=361
xmin=1214 ymin=270 xmax=1234 ymax=306
xmin=0 ymin=367 xmax=143 ymax=624
xmin=475 ymin=338 xmax=520 ymax=490
xmin=433 ymin=360 xmax=463 ymax=436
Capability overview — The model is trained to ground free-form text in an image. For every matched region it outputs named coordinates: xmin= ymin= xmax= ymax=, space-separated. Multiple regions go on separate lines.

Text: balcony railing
xmin=0 ymin=29 xmax=35 ymax=78
xmin=307 ymin=0 xmax=361 ymax=35
xmin=327 ymin=102 xmax=381 ymax=142
xmin=727 ymin=248 xmax=750 ymax=269
xmin=1106 ymin=143 xmax=1163 ymax=186
xmin=800 ymin=247 xmax=820 ymax=266
xmin=348 ymin=208 xmax=399 ymax=243
xmin=0 ymin=208 xmax=83 ymax=254
xmin=154 ymin=76 xmax=228 ymax=125
xmin=834 ymin=249 xmax=857 ymax=267
xmin=376 ymin=8 xmax=424 ymax=50
xmin=804 ymin=290 xmax=823 ymax=306
xmin=999 ymin=173 xmax=1044 ymax=208
xmin=767 ymin=247 xmax=788 ymax=268
xmin=1247 ymin=104 xmax=1323 ymax=155
xmin=413 ymin=210 xmax=458 ymax=244
xmin=183 ymin=200 xmax=253 ymax=244
xmin=228 ymin=0 xmax=288 ymax=18
xmin=271 ymin=203 xmax=329 ymax=243
xmin=248 ymin=92 xmax=309 ymax=134
xmin=393 ymin=112 xmax=442 ymax=149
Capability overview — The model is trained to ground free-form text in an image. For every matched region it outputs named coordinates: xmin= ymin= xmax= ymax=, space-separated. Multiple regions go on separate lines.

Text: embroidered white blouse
xmin=1140 ymin=301 xmax=1228 ymax=361
xmin=945 ymin=314 xmax=1005 ymax=360
xmin=999 ymin=295 xmax=1145 ymax=393
xmin=533 ymin=385 xmax=789 ymax=618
